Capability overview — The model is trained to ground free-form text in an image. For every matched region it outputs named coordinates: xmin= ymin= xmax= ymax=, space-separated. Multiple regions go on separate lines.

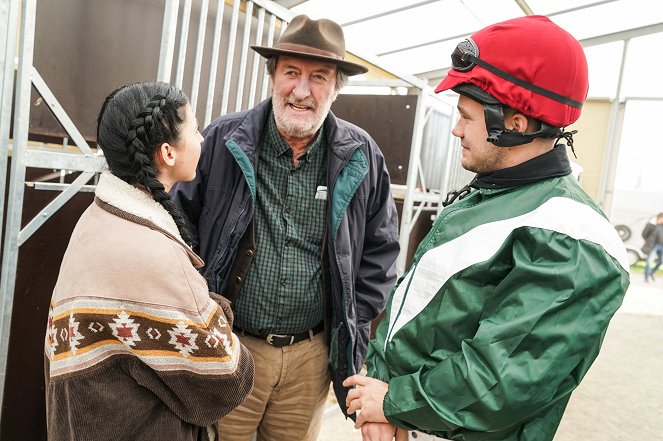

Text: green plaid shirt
xmin=234 ymin=114 xmax=327 ymax=334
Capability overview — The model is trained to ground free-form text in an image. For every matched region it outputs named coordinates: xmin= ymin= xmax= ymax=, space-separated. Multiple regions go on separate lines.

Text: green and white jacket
xmin=367 ymin=163 xmax=630 ymax=440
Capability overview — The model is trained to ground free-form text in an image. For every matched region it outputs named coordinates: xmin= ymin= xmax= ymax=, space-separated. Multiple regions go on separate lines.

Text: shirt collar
xmin=266 ymin=111 xmax=325 ymax=162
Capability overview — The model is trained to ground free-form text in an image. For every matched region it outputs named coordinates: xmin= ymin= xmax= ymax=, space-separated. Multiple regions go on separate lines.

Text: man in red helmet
xmin=343 ymin=16 xmax=630 ymax=441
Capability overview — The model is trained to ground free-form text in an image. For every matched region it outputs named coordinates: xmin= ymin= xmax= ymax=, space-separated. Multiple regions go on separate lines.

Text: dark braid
xmin=96 ymin=82 xmax=194 ymax=245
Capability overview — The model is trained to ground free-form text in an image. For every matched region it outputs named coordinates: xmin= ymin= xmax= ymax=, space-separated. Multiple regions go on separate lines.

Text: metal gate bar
xmin=0 ymin=0 xmax=20 ymax=254
xmin=0 ymin=0 xmax=37 ymax=410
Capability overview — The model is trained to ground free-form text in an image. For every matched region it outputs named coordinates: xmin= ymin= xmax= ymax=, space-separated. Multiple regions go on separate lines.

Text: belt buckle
xmin=266 ymin=333 xmax=294 ymax=346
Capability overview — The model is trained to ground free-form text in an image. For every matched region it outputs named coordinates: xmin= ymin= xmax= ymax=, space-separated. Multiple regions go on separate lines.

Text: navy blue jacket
xmin=172 ymin=98 xmax=399 ymax=415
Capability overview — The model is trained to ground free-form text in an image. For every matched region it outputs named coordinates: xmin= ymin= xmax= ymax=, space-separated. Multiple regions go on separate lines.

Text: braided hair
xmin=96 ymin=81 xmax=194 ymax=245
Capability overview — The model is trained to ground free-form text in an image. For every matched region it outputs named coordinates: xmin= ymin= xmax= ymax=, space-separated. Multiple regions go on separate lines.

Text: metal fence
xmin=158 ymin=0 xmax=292 ymax=126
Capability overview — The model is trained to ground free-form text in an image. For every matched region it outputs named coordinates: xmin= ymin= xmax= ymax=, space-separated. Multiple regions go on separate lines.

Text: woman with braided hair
xmin=45 ymin=81 xmax=254 ymax=441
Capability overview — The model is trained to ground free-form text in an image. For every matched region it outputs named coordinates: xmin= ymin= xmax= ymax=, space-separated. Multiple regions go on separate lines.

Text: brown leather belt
xmin=235 ymin=322 xmax=324 ymax=348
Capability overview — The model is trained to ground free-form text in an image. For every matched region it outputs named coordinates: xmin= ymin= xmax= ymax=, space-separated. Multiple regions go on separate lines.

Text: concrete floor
xmin=319 ymin=270 xmax=663 ymax=440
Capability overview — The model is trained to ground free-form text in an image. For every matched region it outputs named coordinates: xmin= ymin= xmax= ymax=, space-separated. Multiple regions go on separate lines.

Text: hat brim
xmin=251 ymin=45 xmax=368 ymax=76
xmin=434 ymin=70 xmax=467 ymax=94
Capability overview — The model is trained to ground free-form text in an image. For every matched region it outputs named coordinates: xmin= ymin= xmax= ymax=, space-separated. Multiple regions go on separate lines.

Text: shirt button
xmin=281 ymin=278 xmax=287 ymax=286
xmin=235 ymin=276 xmax=242 ymax=284
xmin=246 ymin=249 xmax=254 ymax=257
xmin=285 ymin=241 xmax=289 ymax=247
xmin=285 ymin=206 xmax=290 ymax=213
xmin=412 ymin=433 xmax=417 ymax=439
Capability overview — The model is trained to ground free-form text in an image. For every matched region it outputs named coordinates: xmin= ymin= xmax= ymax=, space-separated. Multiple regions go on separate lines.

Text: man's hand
xmin=360 ymin=422 xmax=397 ymax=441
xmin=343 ymin=375 xmax=389 ymax=428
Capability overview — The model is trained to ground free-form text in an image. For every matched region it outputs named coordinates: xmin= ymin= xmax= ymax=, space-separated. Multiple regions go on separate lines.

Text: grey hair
xmin=266 ymin=56 xmax=349 ymax=92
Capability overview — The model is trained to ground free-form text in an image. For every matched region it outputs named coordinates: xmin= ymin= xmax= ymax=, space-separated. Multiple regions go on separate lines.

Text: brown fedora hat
xmin=251 ymin=15 xmax=368 ymax=76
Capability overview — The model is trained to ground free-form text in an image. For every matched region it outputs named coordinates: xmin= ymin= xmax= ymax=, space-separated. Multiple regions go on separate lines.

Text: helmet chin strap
xmin=483 ymin=102 xmax=562 ymax=147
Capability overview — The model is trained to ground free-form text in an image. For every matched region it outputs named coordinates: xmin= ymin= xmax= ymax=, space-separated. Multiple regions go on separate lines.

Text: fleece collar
xmin=95 ymin=172 xmax=184 ymax=244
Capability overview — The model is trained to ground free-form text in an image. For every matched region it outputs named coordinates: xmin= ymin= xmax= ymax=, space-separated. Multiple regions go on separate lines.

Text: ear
xmin=508 ymin=112 xmax=530 ymax=133
xmin=155 ymin=142 xmax=176 ymax=168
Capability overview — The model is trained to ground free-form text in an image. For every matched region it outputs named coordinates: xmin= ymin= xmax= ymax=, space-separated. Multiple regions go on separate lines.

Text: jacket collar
xmin=225 ymin=98 xmax=361 ymax=163
xmin=95 ymin=172 xmax=187 ymax=248
xmin=323 ymin=107 xmax=363 ymax=162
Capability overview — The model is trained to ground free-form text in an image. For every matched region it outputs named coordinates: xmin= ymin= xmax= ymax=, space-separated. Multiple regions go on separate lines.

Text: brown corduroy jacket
xmin=45 ymin=172 xmax=254 ymax=441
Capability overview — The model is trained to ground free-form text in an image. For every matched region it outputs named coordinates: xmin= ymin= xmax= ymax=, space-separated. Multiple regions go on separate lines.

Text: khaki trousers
xmin=218 ymin=331 xmax=331 ymax=441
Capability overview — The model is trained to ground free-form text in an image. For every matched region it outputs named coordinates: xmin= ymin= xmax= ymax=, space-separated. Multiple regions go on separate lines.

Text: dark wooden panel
xmin=331 ymin=94 xmax=417 ymax=186
xmin=30 ymin=0 xmax=274 ymax=144
xmin=32 ymin=0 xmax=165 ymax=144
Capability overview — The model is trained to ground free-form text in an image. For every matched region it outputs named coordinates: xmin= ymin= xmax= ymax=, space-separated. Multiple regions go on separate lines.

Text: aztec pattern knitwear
xmin=45 ymin=172 xmax=254 ymax=441
xmin=45 ymin=296 xmax=239 ymax=379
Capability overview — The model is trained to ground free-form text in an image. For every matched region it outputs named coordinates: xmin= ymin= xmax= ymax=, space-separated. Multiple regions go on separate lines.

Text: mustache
xmin=286 ymin=97 xmax=317 ymax=109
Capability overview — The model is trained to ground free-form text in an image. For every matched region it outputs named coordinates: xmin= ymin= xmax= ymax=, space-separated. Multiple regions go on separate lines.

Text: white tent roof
xmin=278 ymin=0 xmax=663 ymax=99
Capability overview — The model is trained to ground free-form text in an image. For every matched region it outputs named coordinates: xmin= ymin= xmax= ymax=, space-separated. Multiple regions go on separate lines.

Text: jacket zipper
xmin=328 ymin=144 xmax=361 ymax=374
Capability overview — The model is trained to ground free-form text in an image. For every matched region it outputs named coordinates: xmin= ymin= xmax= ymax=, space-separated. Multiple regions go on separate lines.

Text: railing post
xmin=0 ymin=0 xmax=37 ymax=413
xmin=157 ymin=0 xmax=180 ymax=82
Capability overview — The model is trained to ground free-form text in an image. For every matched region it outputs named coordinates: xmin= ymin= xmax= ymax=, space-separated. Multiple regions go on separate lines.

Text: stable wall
xmin=568 ymin=98 xmax=612 ymax=201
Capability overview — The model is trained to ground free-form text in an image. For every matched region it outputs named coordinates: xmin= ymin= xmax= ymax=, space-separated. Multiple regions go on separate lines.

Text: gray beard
xmin=273 ymin=110 xmax=322 ymax=139
xmin=272 ymin=94 xmax=332 ymax=140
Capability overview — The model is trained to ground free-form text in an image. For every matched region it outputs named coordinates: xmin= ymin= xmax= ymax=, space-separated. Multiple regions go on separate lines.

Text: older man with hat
xmin=343 ymin=15 xmax=629 ymax=441
xmin=172 ymin=14 xmax=400 ymax=440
